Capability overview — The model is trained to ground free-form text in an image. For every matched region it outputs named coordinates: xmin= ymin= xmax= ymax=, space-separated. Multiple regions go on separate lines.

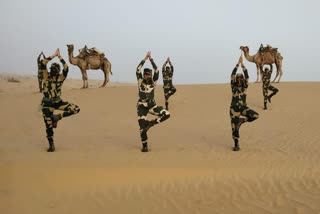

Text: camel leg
xmin=101 ymin=71 xmax=109 ymax=87
xmin=101 ymin=70 xmax=107 ymax=87
xmin=101 ymin=61 xmax=111 ymax=87
xmin=277 ymin=70 xmax=283 ymax=83
xmin=83 ymin=70 xmax=89 ymax=88
xmin=80 ymin=69 xmax=88 ymax=89
xmin=276 ymin=60 xmax=283 ymax=83
xmin=255 ymin=65 xmax=260 ymax=83
xmin=80 ymin=69 xmax=86 ymax=89
xmin=272 ymin=66 xmax=279 ymax=83
xmin=258 ymin=68 xmax=263 ymax=83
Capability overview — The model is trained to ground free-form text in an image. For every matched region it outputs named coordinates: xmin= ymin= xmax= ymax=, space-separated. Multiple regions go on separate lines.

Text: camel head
xmin=240 ymin=46 xmax=249 ymax=53
xmin=66 ymin=44 xmax=74 ymax=52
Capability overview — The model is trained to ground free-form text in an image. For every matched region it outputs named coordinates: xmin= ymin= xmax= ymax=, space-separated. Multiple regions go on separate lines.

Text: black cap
xmin=143 ymin=68 xmax=152 ymax=75
xmin=50 ymin=63 xmax=61 ymax=73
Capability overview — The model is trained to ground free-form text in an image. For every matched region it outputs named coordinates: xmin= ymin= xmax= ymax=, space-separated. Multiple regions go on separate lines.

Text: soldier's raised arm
xmin=259 ymin=64 xmax=264 ymax=72
xmin=37 ymin=53 xmax=42 ymax=64
xmin=136 ymin=52 xmax=149 ymax=84
xmin=150 ymin=56 xmax=159 ymax=83
xmin=269 ymin=64 xmax=273 ymax=73
xmin=231 ymin=64 xmax=238 ymax=83
xmin=231 ymin=55 xmax=243 ymax=82
xmin=55 ymin=49 xmax=69 ymax=79
xmin=242 ymin=64 xmax=249 ymax=83
xmin=41 ymin=50 xmax=58 ymax=80
xmin=168 ymin=58 xmax=174 ymax=76
xmin=162 ymin=60 xmax=167 ymax=73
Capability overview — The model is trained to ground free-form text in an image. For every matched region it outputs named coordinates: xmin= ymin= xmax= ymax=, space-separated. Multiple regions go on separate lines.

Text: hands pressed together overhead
xmin=46 ymin=48 xmax=62 ymax=59
xmin=237 ymin=55 xmax=244 ymax=66
xmin=144 ymin=51 xmax=153 ymax=61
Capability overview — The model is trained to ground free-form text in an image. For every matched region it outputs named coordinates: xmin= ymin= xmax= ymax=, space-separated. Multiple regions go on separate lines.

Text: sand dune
xmin=1 ymin=77 xmax=320 ymax=214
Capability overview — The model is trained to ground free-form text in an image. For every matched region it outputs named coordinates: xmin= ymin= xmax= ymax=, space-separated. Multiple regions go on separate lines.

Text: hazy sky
xmin=0 ymin=0 xmax=319 ymax=84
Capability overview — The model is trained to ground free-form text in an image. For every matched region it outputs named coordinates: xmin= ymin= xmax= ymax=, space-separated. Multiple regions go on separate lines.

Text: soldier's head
xmin=50 ymin=63 xmax=61 ymax=76
xmin=236 ymin=73 xmax=244 ymax=86
xmin=166 ymin=66 xmax=171 ymax=72
xmin=143 ymin=68 xmax=153 ymax=84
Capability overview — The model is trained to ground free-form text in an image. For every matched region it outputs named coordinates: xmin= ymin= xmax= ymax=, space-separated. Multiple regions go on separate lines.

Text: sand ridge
xmin=1 ymin=77 xmax=320 ymax=214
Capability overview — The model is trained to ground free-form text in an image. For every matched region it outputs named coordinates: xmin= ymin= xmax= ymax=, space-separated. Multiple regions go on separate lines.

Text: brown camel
xmin=66 ymin=44 xmax=112 ymax=88
xmin=240 ymin=46 xmax=283 ymax=83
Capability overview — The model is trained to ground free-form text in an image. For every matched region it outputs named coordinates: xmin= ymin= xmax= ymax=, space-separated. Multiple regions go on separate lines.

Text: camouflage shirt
xmin=136 ymin=59 xmax=159 ymax=105
xmin=230 ymin=64 xmax=249 ymax=109
xmin=162 ymin=61 xmax=174 ymax=88
xmin=261 ymin=65 xmax=273 ymax=88
xmin=41 ymin=57 xmax=69 ymax=103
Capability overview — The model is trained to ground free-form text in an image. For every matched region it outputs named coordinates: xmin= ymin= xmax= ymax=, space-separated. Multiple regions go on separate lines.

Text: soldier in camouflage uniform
xmin=261 ymin=64 xmax=279 ymax=110
xmin=37 ymin=52 xmax=46 ymax=92
xmin=136 ymin=51 xmax=170 ymax=152
xmin=162 ymin=57 xmax=176 ymax=110
xmin=230 ymin=55 xmax=259 ymax=151
xmin=40 ymin=49 xmax=80 ymax=152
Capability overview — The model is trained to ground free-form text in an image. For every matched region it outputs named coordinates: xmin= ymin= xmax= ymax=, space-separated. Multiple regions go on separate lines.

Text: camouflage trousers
xmin=263 ymin=84 xmax=279 ymax=106
xmin=137 ymin=101 xmax=170 ymax=143
xmin=38 ymin=73 xmax=43 ymax=92
xmin=42 ymin=100 xmax=80 ymax=142
xmin=164 ymin=86 xmax=176 ymax=99
xmin=230 ymin=105 xmax=259 ymax=140
xmin=164 ymin=86 xmax=176 ymax=109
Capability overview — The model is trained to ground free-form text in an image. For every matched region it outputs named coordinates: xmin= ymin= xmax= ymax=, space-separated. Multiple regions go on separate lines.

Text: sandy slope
xmin=1 ymin=77 xmax=320 ymax=214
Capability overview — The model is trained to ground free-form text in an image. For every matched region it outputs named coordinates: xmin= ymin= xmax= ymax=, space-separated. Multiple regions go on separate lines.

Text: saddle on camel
xmin=259 ymin=44 xmax=278 ymax=55
xmin=80 ymin=45 xmax=105 ymax=58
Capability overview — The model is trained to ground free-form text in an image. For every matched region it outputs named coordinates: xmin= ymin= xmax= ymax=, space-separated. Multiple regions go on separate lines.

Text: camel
xmin=67 ymin=44 xmax=112 ymax=88
xmin=240 ymin=46 xmax=283 ymax=83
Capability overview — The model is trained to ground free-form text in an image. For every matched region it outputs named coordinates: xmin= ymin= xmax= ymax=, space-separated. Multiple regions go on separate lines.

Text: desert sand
xmin=1 ymin=75 xmax=320 ymax=214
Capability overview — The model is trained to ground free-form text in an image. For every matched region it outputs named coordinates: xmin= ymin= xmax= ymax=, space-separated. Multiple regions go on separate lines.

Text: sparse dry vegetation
xmin=7 ymin=77 xmax=21 ymax=83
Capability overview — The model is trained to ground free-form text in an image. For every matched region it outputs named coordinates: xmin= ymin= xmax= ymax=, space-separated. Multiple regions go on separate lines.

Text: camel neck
xmin=244 ymin=51 xmax=255 ymax=62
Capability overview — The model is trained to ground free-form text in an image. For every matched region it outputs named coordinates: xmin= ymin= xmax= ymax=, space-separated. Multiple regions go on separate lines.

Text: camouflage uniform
xmin=40 ymin=57 xmax=80 ymax=150
xmin=230 ymin=64 xmax=259 ymax=143
xmin=162 ymin=61 xmax=176 ymax=110
xmin=37 ymin=54 xmax=45 ymax=92
xmin=261 ymin=65 xmax=279 ymax=109
xmin=136 ymin=59 xmax=170 ymax=146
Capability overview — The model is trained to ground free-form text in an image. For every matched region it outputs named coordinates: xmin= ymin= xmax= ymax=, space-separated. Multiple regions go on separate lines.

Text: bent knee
xmin=161 ymin=110 xmax=170 ymax=120
xmin=248 ymin=114 xmax=259 ymax=122
xmin=163 ymin=109 xmax=170 ymax=116
xmin=73 ymin=106 xmax=80 ymax=114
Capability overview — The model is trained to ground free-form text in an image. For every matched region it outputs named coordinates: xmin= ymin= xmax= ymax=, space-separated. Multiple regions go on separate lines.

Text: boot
xmin=264 ymin=102 xmax=267 ymax=110
xmin=141 ymin=142 xmax=149 ymax=152
xmin=165 ymin=101 xmax=169 ymax=110
xmin=47 ymin=138 xmax=56 ymax=152
xmin=233 ymin=139 xmax=240 ymax=151
xmin=52 ymin=114 xmax=62 ymax=128
xmin=268 ymin=95 xmax=272 ymax=103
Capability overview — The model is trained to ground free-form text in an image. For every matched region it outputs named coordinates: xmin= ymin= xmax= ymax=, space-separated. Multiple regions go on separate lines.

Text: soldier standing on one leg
xmin=162 ymin=57 xmax=176 ymax=110
xmin=37 ymin=52 xmax=46 ymax=92
xmin=230 ymin=55 xmax=259 ymax=151
xmin=40 ymin=48 xmax=80 ymax=152
xmin=136 ymin=51 xmax=170 ymax=152
xmin=261 ymin=64 xmax=279 ymax=110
